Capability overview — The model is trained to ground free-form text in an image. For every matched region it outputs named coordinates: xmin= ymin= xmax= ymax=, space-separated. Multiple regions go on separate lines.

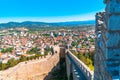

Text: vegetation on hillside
xmin=71 ymin=50 xmax=94 ymax=71
xmin=0 ymin=47 xmax=52 ymax=71
xmin=1 ymin=47 xmax=14 ymax=53
xmin=0 ymin=54 xmax=44 ymax=70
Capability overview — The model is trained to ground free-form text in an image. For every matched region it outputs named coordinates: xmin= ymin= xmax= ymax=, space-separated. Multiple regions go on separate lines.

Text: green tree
xmin=0 ymin=63 xmax=2 ymax=70
xmin=7 ymin=58 xmax=15 ymax=67
xmin=1 ymin=63 xmax=8 ymax=70
xmin=26 ymin=47 xmax=38 ymax=54
xmin=1 ymin=47 xmax=14 ymax=53
xmin=20 ymin=55 xmax=27 ymax=62
xmin=71 ymin=41 xmax=78 ymax=47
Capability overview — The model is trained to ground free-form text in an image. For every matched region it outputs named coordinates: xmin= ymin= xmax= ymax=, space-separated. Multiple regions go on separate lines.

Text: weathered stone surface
xmin=94 ymin=0 xmax=120 ymax=80
xmin=106 ymin=48 xmax=120 ymax=59
xmin=106 ymin=32 xmax=120 ymax=47
xmin=66 ymin=51 xmax=94 ymax=80
xmin=106 ymin=0 xmax=120 ymax=14
xmin=0 ymin=46 xmax=60 ymax=80
xmin=108 ymin=15 xmax=120 ymax=30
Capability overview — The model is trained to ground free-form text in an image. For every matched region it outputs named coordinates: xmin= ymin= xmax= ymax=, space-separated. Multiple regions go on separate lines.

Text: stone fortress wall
xmin=66 ymin=50 xmax=94 ymax=80
xmin=0 ymin=46 xmax=60 ymax=80
xmin=94 ymin=0 xmax=120 ymax=80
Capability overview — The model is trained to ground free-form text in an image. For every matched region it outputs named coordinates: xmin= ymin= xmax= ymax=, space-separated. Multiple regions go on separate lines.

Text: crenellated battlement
xmin=66 ymin=50 xmax=94 ymax=80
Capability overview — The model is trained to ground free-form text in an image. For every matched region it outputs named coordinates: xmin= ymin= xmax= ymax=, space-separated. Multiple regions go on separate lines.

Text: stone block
xmin=106 ymin=32 xmax=120 ymax=47
xmin=106 ymin=0 xmax=120 ymax=13
xmin=106 ymin=48 xmax=120 ymax=59
xmin=108 ymin=15 xmax=120 ymax=30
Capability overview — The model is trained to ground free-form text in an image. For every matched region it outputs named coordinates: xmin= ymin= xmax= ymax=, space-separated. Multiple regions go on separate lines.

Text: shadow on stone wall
xmin=44 ymin=57 xmax=68 ymax=80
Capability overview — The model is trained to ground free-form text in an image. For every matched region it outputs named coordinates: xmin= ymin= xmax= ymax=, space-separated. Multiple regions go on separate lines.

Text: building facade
xmin=94 ymin=0 xmax=120 ymax=80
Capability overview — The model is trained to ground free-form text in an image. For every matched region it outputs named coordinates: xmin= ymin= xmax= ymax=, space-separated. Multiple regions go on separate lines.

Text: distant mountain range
xmin=0 ymin=20 xmax=95 ymax=30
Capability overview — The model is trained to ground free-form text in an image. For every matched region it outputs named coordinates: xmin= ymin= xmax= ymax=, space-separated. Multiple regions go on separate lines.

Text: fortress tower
xmin=94 ymin=0 xmax=120 ymax=80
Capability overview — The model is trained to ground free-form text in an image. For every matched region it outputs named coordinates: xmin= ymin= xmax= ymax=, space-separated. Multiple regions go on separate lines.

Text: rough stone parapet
xmin=66 ymin=50 xmax=94 ymax=80
xmin=95 ymin=0 xmax=120 ymax=80
xmin=0 ymin=46 xmax=60 ymax=80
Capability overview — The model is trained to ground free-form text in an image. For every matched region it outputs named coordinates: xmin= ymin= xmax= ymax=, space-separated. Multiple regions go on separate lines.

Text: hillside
xmin=0 ymin=20 xmax=95 ymax=30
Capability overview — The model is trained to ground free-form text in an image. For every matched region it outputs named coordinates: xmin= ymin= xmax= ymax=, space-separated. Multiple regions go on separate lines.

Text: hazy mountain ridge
xmin=0 ymin=20 xmax=95 ymax=30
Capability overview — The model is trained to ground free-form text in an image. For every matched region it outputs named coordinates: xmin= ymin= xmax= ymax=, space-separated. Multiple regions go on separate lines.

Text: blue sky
xmin=0 ymin=0 xmax=105 ymax=23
